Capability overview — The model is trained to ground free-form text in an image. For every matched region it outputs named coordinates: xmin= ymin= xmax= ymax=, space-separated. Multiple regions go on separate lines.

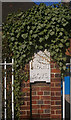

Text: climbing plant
xmin=2 ymin=3 xmax=71 ymax=119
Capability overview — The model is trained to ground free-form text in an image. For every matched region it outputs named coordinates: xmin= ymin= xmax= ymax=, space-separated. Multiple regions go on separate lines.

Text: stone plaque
xmin=30 ymin=50 xmax=50 ymax=83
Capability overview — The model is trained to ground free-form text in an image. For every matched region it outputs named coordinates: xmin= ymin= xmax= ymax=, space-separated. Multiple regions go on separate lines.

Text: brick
xmin=21 ymin=92 xmax=30 ymax=97
xmin=32 ymin=96 xmax=39 ymax=100
xmin=44 ymin=91 xmax=50 ymax=95
xmin=21 ymin=88 xmax=30 ymax=92
xmin=51 ymin=83 xmax=54 ymax=87
xmin=51 ymin=110 xmax=54 ymax=114
xmin=55 ymin=101 xmax=61 ymax=105
xmin=38 ymin=92 xmax=43 ymax=95
xmin=38 ymin=110 xmax=43 ymax=113
xmin=44 ymin=101 xmax=51 ymax=104
xmin=51 ymin=92 xmax=55 ymax=96
xmin=51 ymin=64 xmax=54 ymax=68
xmin=27 ymin=102 xmax=30 ymax=105
xmin=21 ymin=97 xmax=30 ymax=101
xmin=56 ymin=92 xmax=61 ymax=96
xmin=32 ymin=87 xmax=40 ymax=91
xmin=44 ymin=92 xmax=50 ymax=95
xmin=38 ymin=100 xmax=43 ymax=104
xmin=32 ymin=83 xmax=48 ymax=86
xmin=20 ymin=111 xmax=26 ymax=115
xmin=27 ymin=92 xmax=30 ymax=96
xmin=51 ymin=115 xmax=61 ymax=119
xmin=51 ymin=97 xmax=61 ymax=100
xmin=51 ymin=88 xmax=61 ymax=91
xmin=51 ymin=69 xmax=60 ymax=73
xmin=51 ymin=74 xmax=55 ymax=78
xmin=51 ymin=101 xmax=55 ymax=105
xmin=20 ymin=116 xmax=30 ymax=119
xmin=56 ymin=110 xmax=61 ymax=114
xmin=41 ymin=87 xmax=50 ymax=91
xmin=41 ymin=96 xmax=51 ymax=100
xmin=23 ymin=97 xmax=30 ymax=101
xmin=51 ymin=78 xmax=61 ymax=82
xmin=40 ymin=114 xmax=50 ymax=118
xmin=27 ymin=111 xmax=30 ymax=115
xmin=32 ymin=105 xmax=40 ymax=109
xmin=51 ymin=106 xmax=61 ymax=110
xmin=32 ymin=110 xmax=38 ymax=114
xmin=44 ymin=109 xmax=50 ymax=114
xmin=32 ymin=101 xmax=36 ymax=104
xmin=32 ymin=91 xmax=36 ymax=95
xmin=41 ymin=105 xmax=50 ymax=109
xmin=20 ymin=105 xmax=30 ymax=110
xmin=55 ymin=74 xmax=61 ymax=77
xmin=25 ymin=83 xmax=30 ymax=87
xmin=55 ymin=83 xmax=61 ymax=87
xmin=32 ymin=114 xmax=40 ymax=118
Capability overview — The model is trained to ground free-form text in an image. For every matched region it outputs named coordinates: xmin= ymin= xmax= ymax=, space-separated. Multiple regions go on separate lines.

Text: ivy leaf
xmin=2 ymin=35 xmax=6 ymax=39
xmin=15 ymin=42 xmax=18 ymax=45
xmin=61 ymin=28 xmax=64 ymax=31
xmin=52 ymin=17 xmax=56 ymax=21
xmin=39 ymin=46 xmax=43 ymax=49
xmin=63 ymin=66 xmax=66 ymax=70
xmin=15 ymin=29 xmax=19 ymax=33
xmin=63 ymin=57 xmax=66 ymax=62
xmin=66 ymin=42 xmax=69 ymax=47
xmin=50 ymin=31 xmax=55 ymax=36
xmin=61 ymin=39 xmax=64 ymax=43
xmin=29 ymin=41 xmax=32 ymax=45
xmin=35 ymin=45 xmax=38 ymax=49
xmin=45 ymin=35 xmax=49 ymax=40
xmin=32 ymin=34 xmax=37 ymax=38
xmin=17 ymin=12 xmax=23 ymax=17
xmin=21 ymin=33 xmax=28 ymax=39
xmin=55 ymin=48 xmax=59 ymax=52
xmin=60 ymin=62 xmax=63 ymax=67
xmin=23 ymin=54 xmax=26 ymax=58
xmin=17 ymin=33 xmax=20 ymax=38
xmin=59 ymin=32 xmax=63 ymax=36
xmin=39 ymin=31 xmax=44 ymax=35
xmin=30 ymin=30 xmax=33 ymax=34
xmin=59 ymin=43 xmax=63 ymax=48
xmin=51 ymin=51 xmax=55 ymax=56
xmin=57 ymin=20 xmax=61 ymax=23
xmin=45 ymin=44 xmax=48 ymax=47
xmin=27 ymin=26 xmax=30 ymax=30
xmin=63 ymin=23 xmax=67 ymax=27
xmin=32 ymin=26 xmax=36 ymax=30
xmin=39 ymin=38 xmax=43 ymax=43
xmin=11 ymin=37 xmax=15 ymax=41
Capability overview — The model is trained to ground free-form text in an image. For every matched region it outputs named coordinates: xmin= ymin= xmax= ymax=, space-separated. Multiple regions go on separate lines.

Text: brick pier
xmin=20 ymin=61 xmax=62 ymax=120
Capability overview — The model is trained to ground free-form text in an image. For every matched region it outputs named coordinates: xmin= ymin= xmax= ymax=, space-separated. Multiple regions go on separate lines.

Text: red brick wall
xmin=32 ymin=83 xmax=51 ymax=119
xmin=20 ymin=65 xmax=30 ymax=120
xmin=20 ymin=80 xmax=30 ymax=120
xmin=51 ymin=62 xmax=61 ymax=119
xmin=20 ymin=61 xmax=62 ymax=120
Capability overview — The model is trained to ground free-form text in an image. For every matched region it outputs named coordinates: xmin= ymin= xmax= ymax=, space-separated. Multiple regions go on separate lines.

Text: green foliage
xmin=2 ymin=3 xmax=71 ymax=119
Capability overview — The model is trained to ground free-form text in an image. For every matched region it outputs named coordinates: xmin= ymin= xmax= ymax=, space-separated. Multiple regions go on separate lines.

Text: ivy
xmin=2 ymin=3 xmax=71 ymax=119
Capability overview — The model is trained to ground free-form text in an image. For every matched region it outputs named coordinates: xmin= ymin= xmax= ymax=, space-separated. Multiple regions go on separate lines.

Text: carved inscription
xmin=30 ymin=50 xmax=50 ymax=83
